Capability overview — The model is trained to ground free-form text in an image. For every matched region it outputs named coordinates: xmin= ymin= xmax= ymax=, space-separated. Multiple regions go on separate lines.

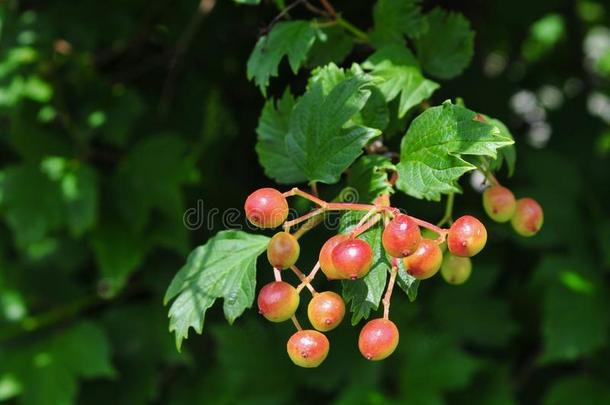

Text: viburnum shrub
xmin=164 ymin=0 xmax=545 ymax=367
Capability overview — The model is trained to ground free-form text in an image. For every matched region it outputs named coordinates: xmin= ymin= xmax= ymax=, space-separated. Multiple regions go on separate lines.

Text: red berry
xmin=307 ymin=291 xmax=345 ymax=332
xmin=286 ymin=330 xmax=329 ymax=368
xmin=257 ymin=281 xmax=299 ymax=322
xmin=382 ymin=214 xmax=421 ymax=257
xmin=447 ymin=215 xmax=487 ymax=257
xmin=331 ymin=239 xmax=373 ymax=280
xmin=319 ymin=234 xmax=349 ymax=280
xmin=440 ymin=253 xmax=472 ymax=285
xmin=267 ymin=232 xmax=300 ymax=269
xmin=403 ymin=239 xmax=443 ymax=280
xmin=244 ymin=188 xmax=288 ymax=228
xmin=482 ymin=185 xmax=516 ymax=223
xmin=511 ymin=198 xmax=544 ymax=237
xmin=358 ymin=318 xmax=399 ymax=361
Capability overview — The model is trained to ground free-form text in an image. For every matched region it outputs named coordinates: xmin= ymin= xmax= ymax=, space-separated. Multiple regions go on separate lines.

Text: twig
xmin=319 ymin=0 xmax=337 ymax=17
xmin=273 ymin=267 xmax=283 ymax=282
xmin=159 ymin=0 xmax=216 ymax=116
xmin=291 ymin=315 xmax=303 ymax=331
xmin=262 ymin=0 xmax=308 ymax=36
xmin=437 ymin=193 xmax=455 ymax=227
xmin=291 ymin=266 xmax=316 ymax=295
xmin=382 ymin=265 xmax=398 ymax=319
xmin=284 ymin=208 xmax=325 ymax=231
xmin=296 ymin=262 xmax=321 ymax=293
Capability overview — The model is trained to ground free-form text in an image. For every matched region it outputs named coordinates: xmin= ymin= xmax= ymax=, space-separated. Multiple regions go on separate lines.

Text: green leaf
xmin=2 ymin=321 xmax=114 ymax=405
xmin=346 ymin=155 xmax=395 ymax=203
xmin=40 ymin=158 xmax=99 ymax=237
xmin=543 ymin=376 xmax=610 ymax=405
xmin=540 ymin=283 xmax=610 ymax=364
xmin=307 ymin=26 xmax=353 ymax=68
xmin=233 ymin=0 xmax=260 ymax=4
xmin=398 ymin=330 xmax=481 ymax=403
xmin=396 ymin=101 xmax=514 ymax=201
xmin=414 ymin=8 xmax=475 ymax=80
xmin=485 ymin=116 xmax=517 ymax=177
xmin=430 ymin=263 xmax=518 ymax=348
xmin=285 ymin=72 xmax=381 ymax=184
xmin=112 ymin=135 xmax=197 ymax=231
xmin=363 ymin=45 xmax=439 ymax=117
xmin=165 ymin=230 xmax=270 ymax=350
xmin=309 ymin=63 xmax=389 ymax=130
xmin=91 ymin=217 xmax=148 ymax=296
xmin=339 ymin=211 xmax=388 ymax=324
xmin=370 ymin=0 xmax=427 ymax=46
xmin=396 ymin=256 xmax=419 ymax=301
xmin=53 ymin=322 xmax=116 ymax=379
xmin=255 ymin=90 xmax=307 ymax=184
xmin=247 ymin=21 xmax=317 ymax=95
xmin=61 ymin=165 xmax=98 ymax=236
xmin=0 ymin=164 xmax=63 ymax=247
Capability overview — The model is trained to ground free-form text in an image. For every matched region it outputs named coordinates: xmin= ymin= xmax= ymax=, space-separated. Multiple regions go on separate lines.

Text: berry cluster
xmin=482 ymin=185 xmax=544 ymax=236
xmin=244 ymin=185 xmax=543 ymax=367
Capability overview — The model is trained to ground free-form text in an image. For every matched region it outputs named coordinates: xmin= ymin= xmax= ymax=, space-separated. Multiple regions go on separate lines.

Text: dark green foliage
xmin=1 ymin=0 xmax=609 ymax=404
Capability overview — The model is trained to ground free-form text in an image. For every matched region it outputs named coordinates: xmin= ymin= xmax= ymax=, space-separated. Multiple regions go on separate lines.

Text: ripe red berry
xmin=482 ymin=185 xmax=516 ymax=223
xmin=382 ymin=214 xmax=421 ymax=257
xmin=511 ymin=198 xmax=544 ymax=237
xmin=257 ymin=281 xmax=299 ymax=322
xmin=244 ymin=188 xmax=288 ymax=229
xmin=358 ymin=318 xmax=399 ymax=361
xmin=331 ymin=239 xmax=374 ymax=280
xmin=267 ymin=232 xmax=300 ymax=269
xmin=286 ymin=330 xmax=329 ymax=368
xmin=307 ymin=291 xmax=345 ymax=332
xmin=440 ymin=253 xmax=472 ymax=285
xmin=403 ymin=239 xmax=443 ymax=280
xmin=447 ymin=215 xmax=487 ymax=257
xmin=319 ymin=234 xmax=349 ymax=280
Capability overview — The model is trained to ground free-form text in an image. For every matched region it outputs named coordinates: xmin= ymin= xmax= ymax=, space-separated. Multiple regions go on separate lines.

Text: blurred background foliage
xmin=0 ymin=0 xmax=609 ymax=404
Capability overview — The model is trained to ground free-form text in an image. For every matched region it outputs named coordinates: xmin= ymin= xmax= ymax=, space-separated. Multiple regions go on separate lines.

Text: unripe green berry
xmin=421 ymin=228 xmax=446 ymax=252
xmin=331 ymin=239 xmax=373 ymax=280
xmin=244 ymin=188 xmax=289 ymax=228
xmin=358 ymin=318 xmax=399 ymax=361
xmin=267 ymin=232 xmax=300 ymax=269
xmin=382 ymin=214 xmax=421 ymax=257
xmin=286 ymin=330 xmax=329 ymax=368
xmin=403 ymin=239 xmax=443 ymax=280
xmin=257 ymin=281 xmax=299 ymax=322
xmin=447 ymin=215 xmax=487 ymax=257
xmin=482 ymin=185 xmax=516 ymax=223
xmin=511 ymin=198 xmax=544 ymax=237
xmin=319 ymin=234 xmax=349 ymax=280
xmin=440 ymin=254 xmax=472 ymax=285
xmin=307 ymin=291 xmax=345 ymax=332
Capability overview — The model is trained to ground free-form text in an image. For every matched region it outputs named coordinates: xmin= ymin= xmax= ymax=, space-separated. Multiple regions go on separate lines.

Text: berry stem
xmin=309 ymin=181 xmax=319 ymax=197
xmin=478 ymin=157 xmax=500 ymax=186
xmin=291 ymin=315 xmax=303 ymax=331
xmin=292 ymin=214 xmax=324 ymax=239
xmin=326 ymin=202 xmax=375 ymax=211
xmin=410 ymin=217 xmax=448 ymax=241
xmin=291 ymin=265 xmax=317 ymax=295
xmin=302 ymin=261 xmax=321 ymax=291
xmin=351 ymin=213 xmax=382 ymax=238
xmin=283 ymin=207 xmax=325 ymax=231
xmin=284 ymin=187 xmax=327 ymax=207
xmin=273 ymin=267 xmax=282 ymax=282
xmin=349 ymin=206 xmax=378 ymax=237
xmin=437 ymin=193 xmax=455 ymax=227
xmin=382 ymin=265 xmax=398 ymax=320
